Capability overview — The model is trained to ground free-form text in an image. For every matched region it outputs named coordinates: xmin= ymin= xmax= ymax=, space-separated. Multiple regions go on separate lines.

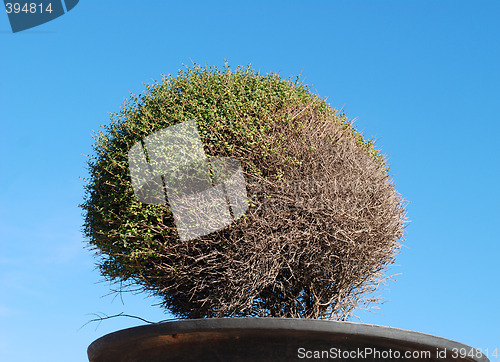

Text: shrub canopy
xmin=82 ymin=63 xmax=406 ymax=320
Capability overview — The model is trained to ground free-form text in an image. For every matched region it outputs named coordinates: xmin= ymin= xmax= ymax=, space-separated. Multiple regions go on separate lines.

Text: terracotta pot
xmin=88 ymin=318 xmax=488 ymax=362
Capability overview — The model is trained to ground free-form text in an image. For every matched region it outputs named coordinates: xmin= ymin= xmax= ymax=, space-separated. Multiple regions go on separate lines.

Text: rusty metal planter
xmin=88 ymin=318 xmax=488 ymax=362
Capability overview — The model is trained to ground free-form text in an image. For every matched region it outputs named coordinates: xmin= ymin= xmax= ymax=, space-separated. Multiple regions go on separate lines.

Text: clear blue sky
xmin=1 ymin=1 xmax=499 ymax=361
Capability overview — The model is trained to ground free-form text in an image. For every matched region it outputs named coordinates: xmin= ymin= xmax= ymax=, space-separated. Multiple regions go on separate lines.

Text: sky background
xmin=1 ymin=1 xmax=499 ymax=361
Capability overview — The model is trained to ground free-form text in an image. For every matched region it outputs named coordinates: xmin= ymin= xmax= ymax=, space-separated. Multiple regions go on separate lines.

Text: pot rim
xmin=88 ymin=317 xmax=488 ymax=362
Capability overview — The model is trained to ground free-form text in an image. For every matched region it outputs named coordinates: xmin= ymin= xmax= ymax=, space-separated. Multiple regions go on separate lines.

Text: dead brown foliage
xmin=127 ymin=104 xmax=407 ymax=320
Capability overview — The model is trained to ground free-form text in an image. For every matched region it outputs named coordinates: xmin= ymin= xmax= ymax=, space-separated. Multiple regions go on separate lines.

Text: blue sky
xmin=1 ymin=1 xmax=499 ymax=361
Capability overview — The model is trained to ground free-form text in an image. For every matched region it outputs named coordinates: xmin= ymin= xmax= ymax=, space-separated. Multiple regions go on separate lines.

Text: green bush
xmin=82 ymin=63 xmax=406 ymax=320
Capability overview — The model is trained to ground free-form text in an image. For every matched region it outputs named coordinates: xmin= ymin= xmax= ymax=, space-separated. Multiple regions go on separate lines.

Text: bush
xmin=81 ymin=63 xmax=407 ymax=320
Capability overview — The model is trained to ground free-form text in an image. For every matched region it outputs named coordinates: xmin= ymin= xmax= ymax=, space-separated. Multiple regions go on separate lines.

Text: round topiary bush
xmin=82 ymin=63 xmax=407 ymax=320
